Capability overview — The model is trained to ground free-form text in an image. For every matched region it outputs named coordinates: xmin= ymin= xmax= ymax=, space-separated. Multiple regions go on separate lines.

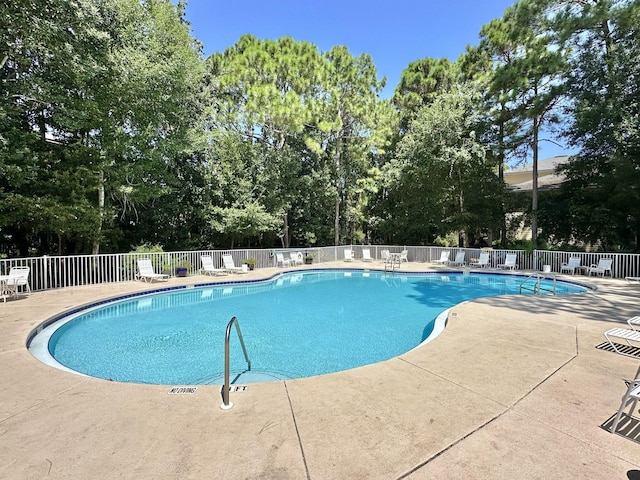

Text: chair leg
xmin=611 ymin=407 xmax=626 ymax=433
xmin=611 ymin=394 xmax=631 ymax=433
xmin=611 ymin=381 xmax=640 ymax=433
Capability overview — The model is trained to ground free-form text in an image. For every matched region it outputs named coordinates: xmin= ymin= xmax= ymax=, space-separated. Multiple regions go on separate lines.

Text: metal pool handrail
xmin=519 ymin=273 xmax=557 ymax=295
xmin=221 ymin=316 xmax=251 ymax=410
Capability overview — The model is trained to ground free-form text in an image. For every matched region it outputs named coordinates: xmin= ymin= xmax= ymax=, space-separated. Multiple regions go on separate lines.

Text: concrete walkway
xmin=1 ymin=263 xmax=640 ymax=479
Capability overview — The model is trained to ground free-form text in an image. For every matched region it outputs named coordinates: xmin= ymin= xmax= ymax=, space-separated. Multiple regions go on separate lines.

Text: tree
xmin=473 ymin=0 xmax=567 ymax=246
xmin=461 ymin=21 xmax=526 ymax=246
xmin=0 ymin=0 xmax=204 ymax=255
xmin=555 ymin=0 xmax=640 ymax=249
xmin=392 ymin=57 xmax=457 ymax=132
xmin=204 ymin=35 xmax=327 ymax=247
xmin=314 ymin=46 xmax=388 ymax=245
xmin=382 ymin=91 xmax=501 ymax=246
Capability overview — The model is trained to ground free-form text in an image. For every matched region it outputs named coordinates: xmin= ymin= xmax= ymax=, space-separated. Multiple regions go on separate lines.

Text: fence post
xmin=42 ymin=255 xmax=48 ymax=291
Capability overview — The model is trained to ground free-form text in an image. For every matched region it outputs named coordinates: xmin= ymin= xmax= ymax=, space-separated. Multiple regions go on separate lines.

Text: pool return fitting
xmin=221 ymin=316 xmax=251 ymax=410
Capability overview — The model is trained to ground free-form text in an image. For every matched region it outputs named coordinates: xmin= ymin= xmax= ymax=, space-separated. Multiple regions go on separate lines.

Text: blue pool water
xmin=33 ymin=270 xmax=587 ymax=385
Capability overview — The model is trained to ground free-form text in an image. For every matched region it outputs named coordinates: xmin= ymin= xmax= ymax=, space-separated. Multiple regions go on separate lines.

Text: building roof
xmin=504 ymin=155 xmax=572 ymax=192
xmin=505 ymin=155 xmax=571 ymax=175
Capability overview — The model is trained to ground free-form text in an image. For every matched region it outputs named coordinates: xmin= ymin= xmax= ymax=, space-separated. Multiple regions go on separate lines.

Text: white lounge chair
xmin=276 ymin=253 xmax=291 ymax=267
xmin=604 ymin=327 xmax=640 ymax=357
xmin=433 ymin=251 xmax=450 ymax=265
xmin=344 ymin=249 xmax=354 ymax=262
xmin=362 ymin=249 xmax=373 ymax=262
xmin=560 ymin=257 xmax=581 ymax=275
xmin=628 ymin=316 xmax=640 ymax=331
xmin=498 ymin=253 xmax=518 ymax=270
xmin=137 ymin=258 xmax=169 ymax=282
xmin=588 ymin=258 xmax=613 ymax=277
xmin=200 ymin=255 xmax=227 ymax=276
xmin=447 ymin=251 xmax=466 ymax=266
xmin=381 ymin=249 xmax=390 ymax=261
xmin=222 ymin=254 xmax=248 ymax=274
xmin=469 ymin=252 xmax=490 ymax=268
xmin=290 ymin=252 xmax=303 ymax=266
xmin=0 ymin=266 xmax=31 ymax=302
xmin=610 ymin=377 xmax=640 ymax=433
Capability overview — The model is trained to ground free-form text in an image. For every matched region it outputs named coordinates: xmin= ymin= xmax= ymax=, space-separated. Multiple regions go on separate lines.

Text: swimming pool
xmin=29 ymin=270 xmax=587 ymax=385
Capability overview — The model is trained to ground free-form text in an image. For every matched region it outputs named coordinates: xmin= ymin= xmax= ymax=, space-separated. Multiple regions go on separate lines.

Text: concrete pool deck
xmin=1 ymin=262 xmax=640 ymax=479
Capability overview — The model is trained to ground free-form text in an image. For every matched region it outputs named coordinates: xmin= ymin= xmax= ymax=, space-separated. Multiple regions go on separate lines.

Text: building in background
xmin=503 ymin=155 xmax=572 ymax=240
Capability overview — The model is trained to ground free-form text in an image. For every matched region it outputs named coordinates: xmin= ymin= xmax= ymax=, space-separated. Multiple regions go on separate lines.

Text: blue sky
xmin=181 ymin=0 xmax=571 ymax=160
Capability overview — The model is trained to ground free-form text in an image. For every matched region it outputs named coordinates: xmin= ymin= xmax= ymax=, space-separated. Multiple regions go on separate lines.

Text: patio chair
xmin=560 ymin=257 xmax=581 ymax=275
xmin=222 ymin=254 xmax=248 ymax=274
xmin=604 ymin=327 xmax=640 ymax=357
xmin=588 ymin=258 xmax=613 ymax=277
xmin=610 ymin=377 xmax=640 ymax=433
xmin=433 ymin=251 xmax=450 ymax=265
xmin=1 ymin=266 xmax=31 ymax=302
xmin=399 ymin=250 xmax=408 ymax=262
xmin=136 ymin=259 xmax=169 ymax=282
xmin=362 ymin=249 xmax=373 ymax=262
xmin=498 ymin=254 xmax=518 ymax=270
xmin=447 ymin=251 xmax=466 ymax=266
xmin=469 ymin=252 xmax=490 ymax=268
xmin=627 ymin=316 xmax=640 ymax=331
xmin=290 ymin=252 xmax=303 ymax=266
xmin=344 ymin=249 xmax=354 ymax=262
xmin=276 ymin=253 xmax=291 ymax=267
xmin=200 ymin=255 xmax=227 ymax=276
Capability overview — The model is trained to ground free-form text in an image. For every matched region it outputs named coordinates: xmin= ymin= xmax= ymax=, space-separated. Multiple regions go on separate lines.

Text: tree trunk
xmin=282 ymin=212 xmax=290 ymax=248
xmin=531 ymin=114 xmax=539 ymax=245
xmin=92 ymin=170 xmax=105 ymax=255
xmin=333 ymin=135 xmax=343 ymax=246
xmin=334 ymin=197 xmax=340 ymax=246
xmin=498 ymin=110 xmax=507 ymax=247
xmin=457 ymin=169 xmax=467 ymax=247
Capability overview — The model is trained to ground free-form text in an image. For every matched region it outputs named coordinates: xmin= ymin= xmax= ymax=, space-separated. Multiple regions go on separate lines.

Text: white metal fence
xmin=1 ymin=246 xmax=638 ymax=293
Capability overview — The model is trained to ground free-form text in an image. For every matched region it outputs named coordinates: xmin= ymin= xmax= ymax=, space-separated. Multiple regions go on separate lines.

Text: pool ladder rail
xmin=519 ymin=273 xmax=557 ymax=295
xmin=384 ymin=253 xmax=401 ymax=272
xmin=221 ymin=316 xmax=251 ymax=410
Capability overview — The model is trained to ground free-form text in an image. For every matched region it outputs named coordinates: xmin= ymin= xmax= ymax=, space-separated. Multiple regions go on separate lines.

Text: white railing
xmin=1 ymin=246 xmax=638 ymax=294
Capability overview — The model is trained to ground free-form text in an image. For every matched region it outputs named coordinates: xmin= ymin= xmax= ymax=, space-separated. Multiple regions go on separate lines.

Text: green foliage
xmin=0 ymin=0 xmax=203 ymax=255
xmin=130 ymin=243 xmax=163 ymax=254
xmin=551 ymin=0 xmax=640 ymax=251
xmin=434 ymin=233 xmax=459 ymax=247
xmin=393 ymin=57 xmax=457 ymax=131
xmin=378 ymin=90 xmax=501 ymax=246
xmin=207 ymin=201 xmax=281 ymax=248
xmin=2 ymin=0 xmax=638 ymax=255
xmin=170 ymin=257 xmax=193 ymax=271
xmin=503 ymin=239 xmax=542 ymax=254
